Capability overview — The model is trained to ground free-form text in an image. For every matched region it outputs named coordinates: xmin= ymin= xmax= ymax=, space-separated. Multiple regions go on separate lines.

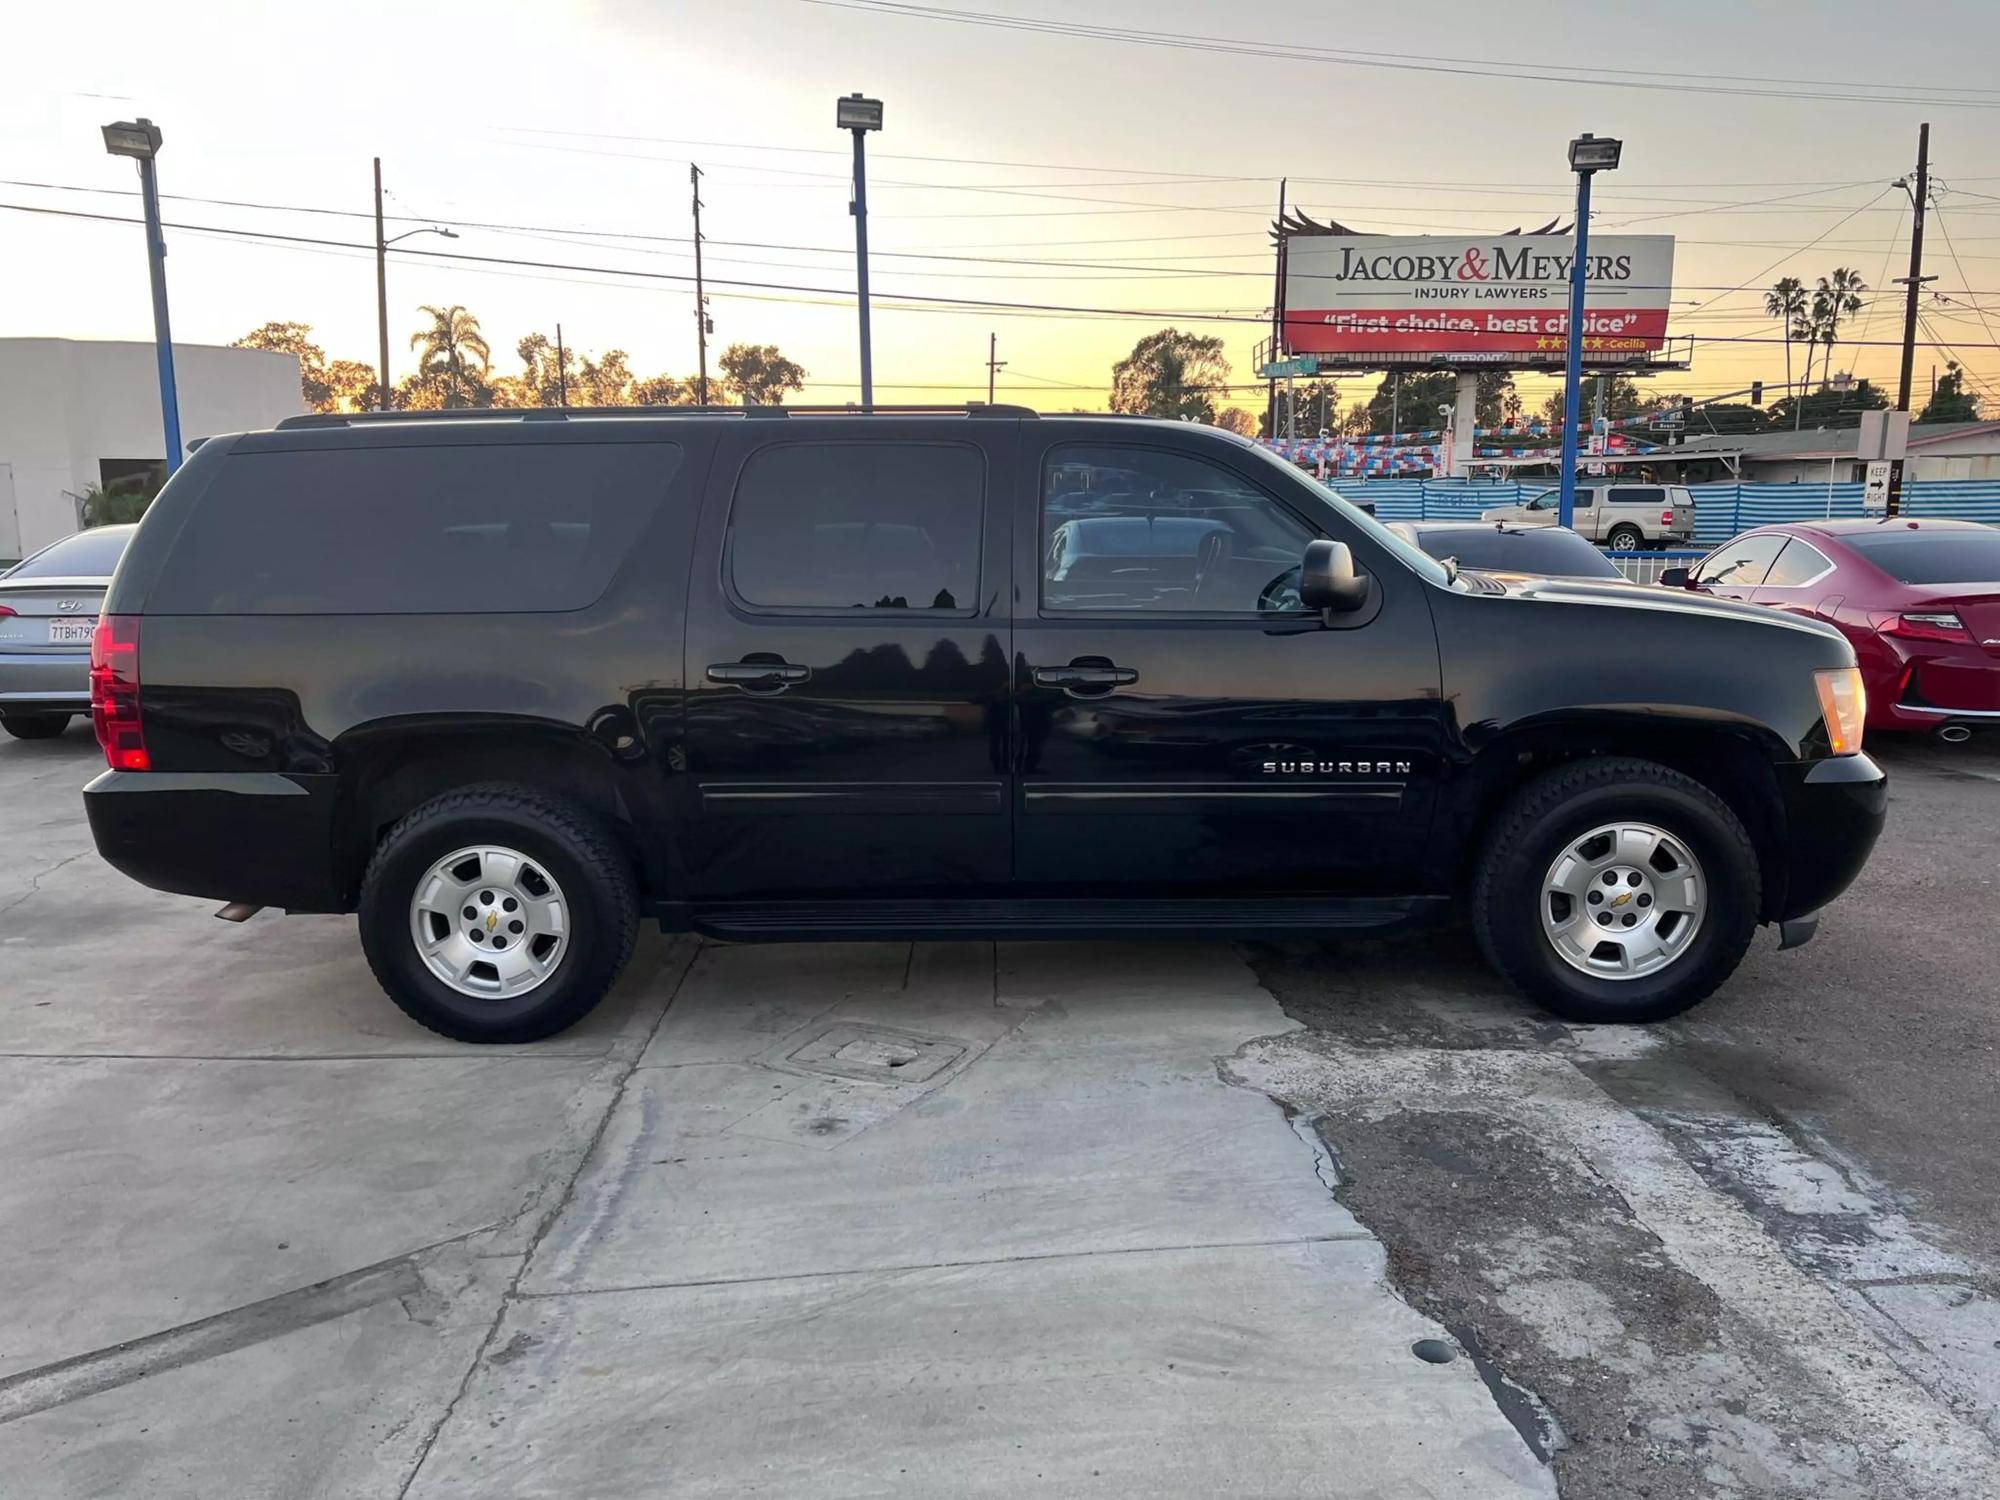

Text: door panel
xmin=681 ymin=428 xmax=1014 ymax=899
xmin=1014 ymin=438 xmax=1444 ymax=897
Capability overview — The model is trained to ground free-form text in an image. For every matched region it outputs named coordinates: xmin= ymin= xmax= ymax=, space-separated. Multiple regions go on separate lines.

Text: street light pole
xmin=374 ymin=158 xmax=390 ymax=411
xmin=837 ymin=94 xmax=884 ymax=409
xmin=1558 ymin=133 xmax=1623 ymax=529
xmin=372 ymin=165 xmax=459 ymax=412
xmin=103 ymin=119 xmax=181 ymax=474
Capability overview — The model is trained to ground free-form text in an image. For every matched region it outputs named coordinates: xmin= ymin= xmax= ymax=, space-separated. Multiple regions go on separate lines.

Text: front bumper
xmin=83 ymin=769 xmax=346 ymax=912
xmin=1773 ymin=752 xmax=1887 ymax=921
xmin=0 ymin=649 xmax=90 ymax=716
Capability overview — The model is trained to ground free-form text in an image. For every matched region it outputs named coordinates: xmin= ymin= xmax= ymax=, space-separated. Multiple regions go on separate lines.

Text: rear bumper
xmin=1773 ymin=752 xmax=1887 ymax=921
xmin=0 ymin=650 xmax=90 ymax=715
xmin=84 ymin=769 xmax=346 ymax=912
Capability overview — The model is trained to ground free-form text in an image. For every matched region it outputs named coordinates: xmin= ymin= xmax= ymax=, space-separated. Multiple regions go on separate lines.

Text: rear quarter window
xmin=1844 ymin=531 xmax=2000 ymax=585
xmin=147 ymin=441 xmax=680 ymax=614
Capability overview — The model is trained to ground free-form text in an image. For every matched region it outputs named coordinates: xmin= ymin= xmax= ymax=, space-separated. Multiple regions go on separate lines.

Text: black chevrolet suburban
xmin=83 ymin=408 xmax=1886 ymax=1042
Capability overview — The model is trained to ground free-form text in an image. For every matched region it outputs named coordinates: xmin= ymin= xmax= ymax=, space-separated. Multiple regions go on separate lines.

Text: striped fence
xmin=1322 ymin=478 xmax=2000 ymax=546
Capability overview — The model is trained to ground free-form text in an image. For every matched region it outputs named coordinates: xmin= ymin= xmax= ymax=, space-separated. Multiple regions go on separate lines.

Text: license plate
xmin=47 ymin=617 xmax=96 ymax=644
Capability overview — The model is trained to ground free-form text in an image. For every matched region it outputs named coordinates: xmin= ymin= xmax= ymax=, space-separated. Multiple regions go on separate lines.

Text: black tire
xmin=1606 ymin=524 xmax=1644 ymax=551
xmin=358 ymin=784 xmax=638 ymax=1043
xmin=1 ymin=714 xmax=71 ymax=740
xmin=1472 ymin=757 xmax=1760 ymax=1025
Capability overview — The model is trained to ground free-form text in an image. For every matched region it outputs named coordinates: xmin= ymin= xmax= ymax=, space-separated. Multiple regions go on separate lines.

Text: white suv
xmin=1480 ymin=484 xmax=1695 ymax=550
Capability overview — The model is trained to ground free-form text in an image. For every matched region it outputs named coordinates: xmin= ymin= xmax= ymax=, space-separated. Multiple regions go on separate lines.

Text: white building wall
xmin=0 ymin=338 xmax=304 ymax=558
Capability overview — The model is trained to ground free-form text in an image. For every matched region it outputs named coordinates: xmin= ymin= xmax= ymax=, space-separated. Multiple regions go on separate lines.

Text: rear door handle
xmin=708 ymin=661 xmax=811 ymax=692
xmin=1034 ymin=663 xmax=1138 ymax=694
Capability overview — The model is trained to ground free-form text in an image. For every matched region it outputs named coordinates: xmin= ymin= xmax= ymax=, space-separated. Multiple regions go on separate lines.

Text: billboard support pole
xmin=1451 ymin=372 xmax=1479 ymax=478
xmin=1557 ymin=168 xmax=1595 ymax=528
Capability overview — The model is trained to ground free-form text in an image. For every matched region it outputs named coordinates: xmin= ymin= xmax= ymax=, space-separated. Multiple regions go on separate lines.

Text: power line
xmin=802 ymin=1 xmax=2000 ymax=110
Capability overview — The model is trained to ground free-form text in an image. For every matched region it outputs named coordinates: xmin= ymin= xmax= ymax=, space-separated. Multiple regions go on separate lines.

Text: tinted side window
xmin=1042 ymin=445 xmax=1316 ymax=614
xmin=1693 ymin=533 xmax=1787 ymax=588
xmin=728 ymin=442 xmax=982 ymax=612
xmin=1609 ymin=486 xmax=1664 ymax=506
xmin=150 ymin=442 xmax=677 ymax=614
xmin=1572 ymin=489 xmax=1595 ymax=509
xmin=1762 ymin=539 xmax=1834 ymax=587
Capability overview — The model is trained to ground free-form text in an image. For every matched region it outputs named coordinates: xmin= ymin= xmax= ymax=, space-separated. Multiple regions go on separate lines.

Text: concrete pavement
xmin=0 ymin=730 xmax=1550 ymax=1498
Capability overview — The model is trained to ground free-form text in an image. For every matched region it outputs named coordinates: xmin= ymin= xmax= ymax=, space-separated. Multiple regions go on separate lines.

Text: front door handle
xmin=1034 ymin=662 xmax=1138 ymax=696
xmin=708 ymin=660 xmax=811 ymax=692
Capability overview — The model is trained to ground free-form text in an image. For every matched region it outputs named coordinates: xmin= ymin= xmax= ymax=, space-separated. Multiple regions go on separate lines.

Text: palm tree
xmin=1764 ymin=277 xmax=1809 ymax=425
xmin=409 ymin=304 xmax=491 ymax=408
xmin=1812 ymin=269 xmax=1867 ymax=393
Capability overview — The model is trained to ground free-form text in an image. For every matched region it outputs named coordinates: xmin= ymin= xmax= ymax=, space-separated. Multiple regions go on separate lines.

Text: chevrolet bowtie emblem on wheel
xmin=1611 ymin=891 xmax=1634 ymax=907
xmin=486 ymin=912 xmax=499 ymax=931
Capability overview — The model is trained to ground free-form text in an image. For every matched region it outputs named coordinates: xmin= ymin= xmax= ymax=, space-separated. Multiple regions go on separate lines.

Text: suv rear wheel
xmin=1472 ymin=757 xmax=1759 ymax=1024
xmin=1606 ymin=523 xmax=1644 ymax=551
xmin=1 ymin=713 xmax=71 ymax=740
xmin=358 ymin=785 xmax=638 ymax=1043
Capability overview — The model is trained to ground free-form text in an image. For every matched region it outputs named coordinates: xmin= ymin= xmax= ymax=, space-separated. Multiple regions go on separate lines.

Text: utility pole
xmin=690 ymin=164 xmax=710 ymax=406
xmin=374 ymin=157 xmax=390 ymax=412
xmin=1887 ymin=121 xmax=1932 ymax=518
xmin=101 ymin=120 xmax=181 ymax=472
xmin=555 ymin=323 xmax=568 ymax=408
xmin=837 ymin=94 xmax=884 ymax=409
xmin=1268 ymin=178 xmax=1287 ymax=440
xmin=985 ymin=332 xmax=1006 ymax=404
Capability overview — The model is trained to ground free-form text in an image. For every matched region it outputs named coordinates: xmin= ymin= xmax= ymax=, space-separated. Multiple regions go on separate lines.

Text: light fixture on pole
xmin=373 ymin=158 xmax=459 ymax=412
xmin=1557 ymin=133 xmax=1622 ymax=529
xmin=838 ymin=93 xmax=883 ymax=409
xmin=102 ymin=118 xmax=182 ymax=476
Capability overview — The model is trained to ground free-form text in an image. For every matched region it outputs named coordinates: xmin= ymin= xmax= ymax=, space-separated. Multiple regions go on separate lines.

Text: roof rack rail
xmin=273 ymin=402 xmax=1038 ymax=430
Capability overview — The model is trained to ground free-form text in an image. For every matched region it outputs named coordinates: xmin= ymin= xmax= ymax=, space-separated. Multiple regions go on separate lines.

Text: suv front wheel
xmin=358 ymin=785 xmax=638 ymax=1043
xmin=1472 ymin=757 xmax=1760 ymax=1024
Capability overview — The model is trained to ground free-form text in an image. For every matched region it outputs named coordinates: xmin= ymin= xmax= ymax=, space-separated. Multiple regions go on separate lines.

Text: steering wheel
xmin=1256 ymin=564 xmax=1305 ymax=614
xmin=1192 ymin=529 xmax=1232 ymax=595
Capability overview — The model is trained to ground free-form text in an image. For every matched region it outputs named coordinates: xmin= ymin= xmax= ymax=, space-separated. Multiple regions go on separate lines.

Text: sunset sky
xmin=8 ymin=0 xmax=2000 ymax=422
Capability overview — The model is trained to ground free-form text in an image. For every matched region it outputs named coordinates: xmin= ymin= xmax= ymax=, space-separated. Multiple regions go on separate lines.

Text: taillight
xmin=90 ymin=615 xmax=148 ymax=771
xmin=1661 ymin=510 xmax=1676 ymax=526
xmin=1873 ymin=610 xmax=1974 ymax=644
xmin=0 ymin=605 xmax=16 ymax=619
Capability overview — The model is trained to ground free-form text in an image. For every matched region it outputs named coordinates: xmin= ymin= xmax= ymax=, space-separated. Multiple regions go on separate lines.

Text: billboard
xmin=1282 ymin=234 xmax=1674 ymax=365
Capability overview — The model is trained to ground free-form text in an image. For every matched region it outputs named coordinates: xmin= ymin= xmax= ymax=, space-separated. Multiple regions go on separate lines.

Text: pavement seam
xmin=391 ymin=934 xmax=701 ymax=1500
xmin=509 ymin=1233 xmax=1379 ymax=1300
xmin=0 ymin=1227 xmax=494 ymax=1426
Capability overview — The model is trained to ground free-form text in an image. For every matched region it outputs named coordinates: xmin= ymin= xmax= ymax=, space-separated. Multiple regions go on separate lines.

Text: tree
xmin=232 ymin=321 xmax=348 ymax=412
xmin=720 ymin=343 xmax=806 ymax=406
xmin=574 ymin=349 xmax=637 ymax=407
xmin=1109 ymin=329 xmax=1229 ymax=422
xmin=1810 ymin=269 xmax=1867 ymax=390
xmin=1919 ymin=361 xmax=1981 ymax=422
xmin=1212 ymin=407 xmax=1257 ymax=436
xmin=1763 ymin=277 xmax=1809 ymax=416
xmin=409 ymin=304 xmax=492 ymax=408
xmin=631 ymin=373 xmax=692 ymax=406
xmin=1361 ymin=371 xmax=1514 ymax=434
xmin=78 ymin=470 xmax=165 ymax=527
xmin=1536 ymin=373 xmax=1649 ymax=429
xmin=1767 ymin=378 xmax=1889 ymax=429
xmin=324 ymin=359 xmax=380 ymax=412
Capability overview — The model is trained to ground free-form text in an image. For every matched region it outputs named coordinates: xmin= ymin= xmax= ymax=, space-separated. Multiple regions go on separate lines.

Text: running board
xmin=692 ymin=895 xmax=1449 ymax=943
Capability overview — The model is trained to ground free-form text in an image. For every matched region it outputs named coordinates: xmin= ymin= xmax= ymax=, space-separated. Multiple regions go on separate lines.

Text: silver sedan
xmin=0 ymin=525 xmax=136 ymax=740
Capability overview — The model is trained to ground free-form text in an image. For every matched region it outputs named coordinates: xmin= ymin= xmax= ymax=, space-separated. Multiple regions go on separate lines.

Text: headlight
xmin=1814 ymin=667 xmax=1866 ymax=757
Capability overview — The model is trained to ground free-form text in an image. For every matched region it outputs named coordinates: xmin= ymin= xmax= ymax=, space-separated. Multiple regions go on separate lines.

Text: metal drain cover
xmin=780 ymin=1023 xmax=967 ymax=1085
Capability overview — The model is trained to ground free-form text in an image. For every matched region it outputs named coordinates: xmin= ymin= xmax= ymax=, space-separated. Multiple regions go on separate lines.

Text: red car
xmin=1665 ymin=518 xmax=2000 ymax=738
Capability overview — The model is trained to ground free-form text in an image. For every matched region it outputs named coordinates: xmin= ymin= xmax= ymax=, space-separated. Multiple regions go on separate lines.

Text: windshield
xmin=1844 ymin=530 xmax=2000 ymax=585
xmin=6 ymin=526 xmax=132 ymax=579
xmin=1416 ymin=528 xmax=1622 ymax=579
xmin=1227 ymin=436 xmax=1453 ymax=587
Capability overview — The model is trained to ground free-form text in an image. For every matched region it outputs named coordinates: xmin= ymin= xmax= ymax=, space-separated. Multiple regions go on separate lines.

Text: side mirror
xmin=1658 ymin=567 xmax=1692 ymax=589
xmin=1300 ymin=539 xmax=1370 ymax=613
